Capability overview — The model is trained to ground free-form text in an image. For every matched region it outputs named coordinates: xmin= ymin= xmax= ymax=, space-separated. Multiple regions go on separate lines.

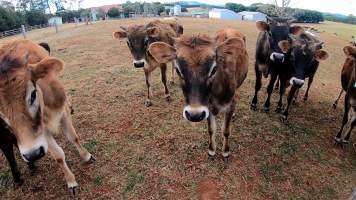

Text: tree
xmin=107 ymin=7 xmax=120 ymax=18
xmin=25 ymin=10 xmax=48 ymax=26
xmin=272 ymin=0 xmax=294 ymax=17
xmin=225 ymin=3 xmax=246 ymax=13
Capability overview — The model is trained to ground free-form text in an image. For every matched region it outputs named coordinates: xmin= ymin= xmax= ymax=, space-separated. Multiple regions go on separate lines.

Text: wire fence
xmin=0 ymin=23 xmax=50 ymax=39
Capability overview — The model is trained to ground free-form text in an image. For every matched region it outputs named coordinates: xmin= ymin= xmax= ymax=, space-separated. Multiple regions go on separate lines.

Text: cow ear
xmin=113 ymin=30 xmax=127 ymax=39
xmin=146 ymin=27 xmax=160 ymax=38
xmin=216 ymin=37 xmax=245 ymax=59
xmin=278 ymin=40 xmax=292 ymax=53
xmin=315 ymin=50 xmax=329 ymax=61
xmin=148 ymin=42 xmax=176 ymax=64
xmin=256 ymin=21 xmax=269 ymax=32
xmin=343 ymin=46 xmax=356 ymax=56
xmin=290 ymin=26 xmax=304 ymax=35
xmin=30 ymin=57 xmax=64 ymax=80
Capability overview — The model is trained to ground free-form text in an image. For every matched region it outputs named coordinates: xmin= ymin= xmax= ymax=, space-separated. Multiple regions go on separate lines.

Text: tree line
xmin=225 ymin=2 xmax=324 ymax=23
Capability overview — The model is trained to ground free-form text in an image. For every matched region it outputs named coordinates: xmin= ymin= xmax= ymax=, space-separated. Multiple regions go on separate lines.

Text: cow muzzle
xmin=290 ymin=77 xmax=305 ymax=88
xmin=19 ymin=135 xmax=48 ymax=162
xmin=183 ymin=105 xmax=209 ymax=122
xmin=133 ymin=59 xmax=146 ymax=68
xmin=270 ymin=52 xmax=285 ymax=63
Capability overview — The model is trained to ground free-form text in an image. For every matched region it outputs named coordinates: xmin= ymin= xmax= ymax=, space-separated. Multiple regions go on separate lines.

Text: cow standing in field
xmin=113 ymin=19 xmax=183 ymax=107
xmin=251 ymin=17 xmax=304 ymax=113
xmin=278 ymin=32 xmax=329 ymax=121
xmin=0 ymin=40 xmax=94 ymax=196
xmin=334 ymin=46 xmax=356 ymax=146
xmin=148 ymin=30 xmax=248 ymax=162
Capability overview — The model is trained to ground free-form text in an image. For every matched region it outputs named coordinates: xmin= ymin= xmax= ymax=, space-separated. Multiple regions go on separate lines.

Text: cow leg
xmin=263 ymin=72 xmax=278 ymax=112
xmin=170 ymin=62 xmax=175 ymax=85
xmin=282 ymin=85 xmax=298 ymax=122
xmin=61 ymin=110 xmax=94 ymax=163
xmin=276 ymin=79 xmax=286 ymax=113
xmin=275 ymin=76 xmax=280 ymax=91
xmin=47 ymin=135 xmax=78 ymax=196
xmin=207 ymin=115 xmax=217 ymax=158
xmin=251 ymin=64 xmax=262 ymax=110
xmin=293 ymin=88 xmax=300 ymax=104
xmin=222 ymin=103 xmax=235 ymax=164
xmin=160 ymin=64 xmax=171 ymax=102
xmin=342 ymin=110 xmax=356 ymax=145
xmin=0 ymin=143 xmax=22 ymax=185
xmin=144 ymin=68 xmax=153 ymax=107
xmin=304 ymin=76 xmax=314 ymax=101
xmin=335 ymin=96 xmax=350 ymax=143
xmin=333 ymin=89 xmax=344 ymax=109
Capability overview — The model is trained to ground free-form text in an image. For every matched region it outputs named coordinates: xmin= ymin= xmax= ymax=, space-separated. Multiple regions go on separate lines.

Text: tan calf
xmin=0 ymin=40 xmax=94 ymax=196
xmin=148 ymin=29 xmax=248 ymax=162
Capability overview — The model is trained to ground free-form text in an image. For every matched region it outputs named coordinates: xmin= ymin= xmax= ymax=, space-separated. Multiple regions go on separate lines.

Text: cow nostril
xmin=23 ymin=146 xmax=45 ymax=162
xmin=185 ymin=111 xmax=191 ymax=120
xmin=201 ymin=111 xmax=206 ymax=120
xmin=134 ymin=62 xmax=144 ymax=68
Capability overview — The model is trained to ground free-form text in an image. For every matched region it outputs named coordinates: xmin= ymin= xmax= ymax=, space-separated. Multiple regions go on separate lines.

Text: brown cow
xmin=334 ymin=46 xmax=356 ymax=146
xmin=0 ymin=40 xmax=94 ymax=196
xmin=113 ymin=19 xmax=183 ymax=107
xmin=148 ymin=30 xmax=248 ymax=162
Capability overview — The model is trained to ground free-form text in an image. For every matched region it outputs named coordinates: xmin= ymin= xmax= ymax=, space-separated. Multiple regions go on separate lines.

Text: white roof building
xmin=237 ymin=11 xmax=267 ymax=22
xmin=209 ymin=8 xmax=242 ymax=20
xmin=48 ymin=17 xmax=63 ymax=26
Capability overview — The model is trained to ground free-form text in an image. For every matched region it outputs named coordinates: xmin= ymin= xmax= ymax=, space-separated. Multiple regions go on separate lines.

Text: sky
xmin=78 ymin=0 xmax=356 ymax=16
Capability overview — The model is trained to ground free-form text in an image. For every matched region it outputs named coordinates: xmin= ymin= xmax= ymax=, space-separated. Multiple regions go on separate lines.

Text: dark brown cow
xmin=334 ymin=46 xmax=356 ymax=146
xmin=0 ymin=40 xmax=94 ymax=196
xmin=113 ymin=19 xmax=183 ymax=107
xmin=148 ymin=30 xmax=248 ymax=162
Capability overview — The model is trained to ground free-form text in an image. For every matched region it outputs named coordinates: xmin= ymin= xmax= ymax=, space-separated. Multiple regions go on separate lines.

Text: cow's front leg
xmin=207 ymin=115 xmax=217 ymax=158
xmin=335 ymin=96 xmax=349 ymax=144
xmin=341 ymin=106 xmax=356 ymax=145
xmin=160 ymin=64 xmax=171 ymax=102
xmin=47 ymin=135 xmax=78 ymax=196
xmin=143 ymin=68 xmax=153 ymax=107
xmin=1 ymin=143 xmax=22 ymax=185
xmin=276 ymin=79 xmax=286 ymax=113
xmin=304 ymin=76 xmax=314 ymax=101
xmin=170 ymin=62 xmax=175 ymax=85
xmin=263 ymin=72 xmax=278 ymax=112
xmin=251 ymin=63 xmax=262 ymax=110
xmin=282 ymin=85 xmax=298 ymax=122
xmin=222 ymin=103 xmax=235 ymax=164
xmin=61 ymin=108 xmax=94 ymax=163
xmin=333 ymin=89 xmax=344 ymax=109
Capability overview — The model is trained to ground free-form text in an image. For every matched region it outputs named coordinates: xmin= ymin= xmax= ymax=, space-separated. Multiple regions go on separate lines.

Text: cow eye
xmin=175 ymin=67 xmax=183 ymax=78
xmin=127 ymin=40 xmax=131 ymax=48
xmin=30 ymin=89 xmax=37 ymax=105
xmin=208 ymin=61 xmax=217 ymax=78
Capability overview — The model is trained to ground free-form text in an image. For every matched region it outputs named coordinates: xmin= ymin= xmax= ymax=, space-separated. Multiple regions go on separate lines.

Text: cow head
xmin=256 ymin=17 xmax=303 ymax=63
xmin=280 ymin=32 xmax=329 ymax=87
xmin=0 ymin=52 xmax=64 ymax=163
xmin=148 ymin=35 xmax=244 ymax=122
xmin=113 ymin=24 xmax=178 ymax=68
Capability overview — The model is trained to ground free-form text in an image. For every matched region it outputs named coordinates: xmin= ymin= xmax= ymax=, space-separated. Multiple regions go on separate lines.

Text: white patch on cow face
xmin=290 ymin=77 xmax=305 ymax=87
xmin=174 ymin=60 xmax=183 ymax=78
xmin=26 ymin=81 xmax=40 ymax=119
xmin=18 ymin=134 xmax=48 ymax=162
xmin=133 ymin=58 xmax=146 ymax=65
xmin=270 ymin=52 xmax=285 ymax=62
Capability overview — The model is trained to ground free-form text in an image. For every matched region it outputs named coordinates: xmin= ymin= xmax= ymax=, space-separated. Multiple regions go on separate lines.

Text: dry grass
xmin=0 ymin=18 xmax=355 ymax=200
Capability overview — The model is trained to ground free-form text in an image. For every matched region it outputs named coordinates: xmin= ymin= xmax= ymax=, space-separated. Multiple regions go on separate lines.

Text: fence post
xmin=21 ymin=25 xmax=26 ymax=38
xmin=55 ymin=22 xmax=58 ymax=33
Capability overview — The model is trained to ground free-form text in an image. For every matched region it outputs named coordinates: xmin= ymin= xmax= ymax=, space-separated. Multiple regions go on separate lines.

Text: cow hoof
xmin=14 ymin=178 xmax=24 ymax=186
xmin=263 ymin=107 xmax=270 ymax=113
xmin=165 ymin=95 xmax=171 ymax=102
xmin=332 ymin=103 xmax=337 ymax=110
xmin=86 ymin=155 xmax=96 ymax=164
xmin=250 ymin=104 xmax=257 ymax=111
xmin=223 ymin=156 xmax=229 ymax=165
xmin=68 ymin=186 xmax=78 ymax=197
xmin=144 ymin=100 xmax=152 ymax=107
xmin=275 ymin=107 xmax=282 ymax=113
xmin=169 ymin=81 xmax=175 ymax=86
xmin=303 ymin=97 xmax=308 ymax=101
xmin=281 ymin=115 xmax=288 ymax=124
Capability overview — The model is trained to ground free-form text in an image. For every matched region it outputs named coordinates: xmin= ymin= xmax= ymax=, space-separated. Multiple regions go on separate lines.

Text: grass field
xmin=0 ymin=18 xmax=355 ymax=200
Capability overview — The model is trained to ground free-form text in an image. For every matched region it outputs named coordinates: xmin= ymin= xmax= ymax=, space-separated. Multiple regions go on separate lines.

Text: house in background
xmin=170 ymin=5 xmax=182 ymax=16
xmin=237 ymin=11 xmax=267 ymax=22
xmin=90 ymin=4 xmax=123 ymax=20
xmin=48 ymin=17 xmax=63 ymax=26
xmin=209 ymin=8 xmax=241 ymax=20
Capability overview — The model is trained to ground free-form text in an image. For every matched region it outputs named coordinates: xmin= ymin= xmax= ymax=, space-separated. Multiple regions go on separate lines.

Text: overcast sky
xmin=79 ymin=0 xmax=356 ymax=16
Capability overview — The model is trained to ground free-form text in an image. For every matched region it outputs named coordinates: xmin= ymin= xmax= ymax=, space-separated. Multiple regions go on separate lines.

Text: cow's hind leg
xmin=341 ymin=106 xmax=356 ymax=145
xmin=61 ymin=109 xmax=94 ymax=163
xmin=160 ymin=64 xmax=171 ymax=102
xmin=263 ymin=72 xmax=278 ymax=112
xmin=333 ymin=89 xmax=344 ymax=109
xmin=207 ymin=115 xmax=217 ymax=158
xmin=251 ymin=63 xmax=262 ymax=110
xmin=222 ymin=102 xmax=235 ymax=164
xmin=0 ymin=143 xmax=22 ymax=185
xmin=47 ymin=135 xmax=78 ymax=196
xmin=144 ymin=68 xmax=153 ymax=107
